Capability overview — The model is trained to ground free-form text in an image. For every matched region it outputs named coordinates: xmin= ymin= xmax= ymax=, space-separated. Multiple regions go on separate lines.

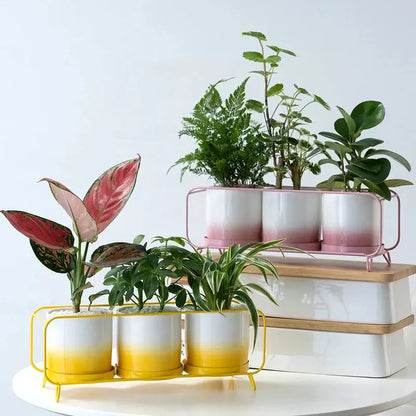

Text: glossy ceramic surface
xmin=45 ymin=309 xmax=114 ymax=383
xmin=321 ymin=193 xmax=381 ymax=253
xmin=185 ymin=309 xmax=249 ymax=375
xmin=206 ymin=189 xmax=262 ymax=246
xmin=250 ymin=326 xmax=407 ymax=377
xmin=240 ymin=273 xmax=412 ymax=324
xmin=117 ymin=307 xmax=182 ymax=378
xmin=262 ymin=191 xmax=321 ymax=250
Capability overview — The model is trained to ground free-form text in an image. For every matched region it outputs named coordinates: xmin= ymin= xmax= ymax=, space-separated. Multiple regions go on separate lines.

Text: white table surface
xmin=13 ymin=326 xmax=416 ymax=416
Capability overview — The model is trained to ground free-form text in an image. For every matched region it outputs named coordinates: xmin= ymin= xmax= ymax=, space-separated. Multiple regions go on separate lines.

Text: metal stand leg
xmin=55 ymin=385 xmax=61 ymax=402
xmin=248 ymin=374 xmax=256 ymax=390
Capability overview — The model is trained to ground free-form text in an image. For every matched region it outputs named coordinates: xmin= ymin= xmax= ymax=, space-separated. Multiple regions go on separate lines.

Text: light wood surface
xmin=243 ymin=256 xmax=416 ymax=282
xmin=260 ymin=314 xmax=415 ymax=335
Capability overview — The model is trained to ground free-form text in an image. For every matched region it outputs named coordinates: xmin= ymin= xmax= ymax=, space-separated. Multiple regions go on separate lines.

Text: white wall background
xmin=0 ymin=1 xmax=415 ymax=414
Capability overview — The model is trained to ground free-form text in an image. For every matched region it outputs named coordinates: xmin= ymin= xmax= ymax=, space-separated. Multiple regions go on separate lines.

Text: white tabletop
xmin=13 ymin=327 xmax=416 ymax=416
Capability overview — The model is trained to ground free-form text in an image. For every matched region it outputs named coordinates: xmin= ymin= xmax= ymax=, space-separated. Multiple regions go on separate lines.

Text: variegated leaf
xmin=30 ymin=239 xmax=75 ymax=273
xmin=40 ymin=178 xmax=98 ymax=243
xmin=83 ymin=157 xmax=141 ymax=234
xmin=88 ymin=242 xmax=146 ymax=267
xmin=1 ymin=210 xmax=74 ymax=249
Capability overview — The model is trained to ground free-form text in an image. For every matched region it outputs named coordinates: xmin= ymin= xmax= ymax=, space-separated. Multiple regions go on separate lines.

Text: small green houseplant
xmin=90 ymin=236 xmax=194 ymax=312
xmin=317 ymin=101 xmax=412 ymax=253
xmin=242 ymin=30 xmax=330 ymax=189
xmin=171 ymin=78 xmax=269 ymax=247
xmin=171 ymin=78 xmax=269 ymax=188
xmin=1 ymin=157 xmax=145 ymax=313
xmin=316 ymin=100 xmax=412 ymax=200
xmin=182 ymin=239 xmax=290 ymax=376
xmin=89 ymin=236 xmax=200 ymax=379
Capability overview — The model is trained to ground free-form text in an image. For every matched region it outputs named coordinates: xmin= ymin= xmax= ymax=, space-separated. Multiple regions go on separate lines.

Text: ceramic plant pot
xmin=321 ymin=192 xmax=381 ymax=254
xmin=184 ymin=308 xmax=249 ymax=375
xmin=116 ymin=306 xmax=182 ymax=378
xmin=45 ymin=308 xmax=114 ymax=384
xmin=206 ymin=188 xmax=262 ymax=247
xmin=262 ymin=189 xmax=322 ymax=250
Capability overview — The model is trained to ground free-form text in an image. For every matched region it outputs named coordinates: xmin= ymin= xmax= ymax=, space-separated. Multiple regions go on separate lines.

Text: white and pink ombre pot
xmin=184 ymin=308 xmax=249 ymax=376
xmin=206 ymin=188 xmax=262 ymax=247
xmin=262 ymin=189 xmax=322 ymax=250
xmin=45 ymin=308 xmax=114 ymax=384
xmin=116 ymin=306 xmax=182 ymax=379
xmin=321 ymin=192 xmax=382 ymax=254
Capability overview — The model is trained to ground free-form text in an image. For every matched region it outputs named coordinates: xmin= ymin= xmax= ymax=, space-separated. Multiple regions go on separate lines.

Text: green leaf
xmin=313 ymin=94 xmax=330 ymax=110
xmin=294 ymin=84 xmax=310 ymax=96
xmin=351 ymin=101 xmax=385 ymax=131
xmin=347 ymin=158 xmax=391 ymax=183
xmin=267 ymin=45 xmax=296 ymax=56
xmin=319 ymin=131 xmax=349 ymax=145
xmin=88 ymin=290 xmax=110 ymax=309
xmin=351 ymin=138 xmax=384 ymax=150
xmin=265 ymin=55 xmax=281 ymax=64
xmin=175 ymin=289 xmax=187 ymax=308
xmin=133 ymin=234 xmax=145 ymax=245
xmin=30 ymin=239 xmax=75 ymax=273
xmin=143 ymin=276 xmax=159 ymax=299
xmin=249 ymin=70 xmax=274 ymax=77
xmin=267 ymin=83 xmax=284 ymax=97
xmin=364 ymin=149 xmax=411 ymax=171
xmin=246 ymin=99 xmax=264 ymax=113
xmin=318 ymin=158 xmax=340 ymax=167
xmin=334 ymin=118 xmax=350 ymax=140
xmin=242 ymin=31 xmax=267 ymax=41
xmin=242 ymin=51 xmax=264 ymax=62
xmin=362 ymin=180 xmax=391 ymax=200
xmin=337 ymin=106 xmax=356 ymax=137
xmin=384 ymin=179 xmax=413 ymax=188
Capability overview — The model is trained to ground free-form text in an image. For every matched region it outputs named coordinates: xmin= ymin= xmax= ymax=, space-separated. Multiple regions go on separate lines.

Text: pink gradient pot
xmin=262 ymin=190 xmax=322 ymax=250
xmin=321 ymin=192 xmax=381 ymax=254
xmin=206 ymin=188 xmax=262 ymax=246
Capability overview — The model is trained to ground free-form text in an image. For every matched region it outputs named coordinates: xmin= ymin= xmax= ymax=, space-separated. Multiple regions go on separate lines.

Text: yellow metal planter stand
xmin=30 ymin=305 xmax=267 ymax=402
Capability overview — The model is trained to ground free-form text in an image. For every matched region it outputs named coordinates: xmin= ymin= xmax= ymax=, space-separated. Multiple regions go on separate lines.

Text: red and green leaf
xmin=1 ymin=210 xmax=74 ymax=249
xmin=30 ymin=239 xmax=76 ymax=273
xmin=40 ymin=178 xmax=98 ymax=243
xmin=83 ymin=157 xmax=141 ymax=234
xmin=88 ymin=242 xmax=146 ymax=267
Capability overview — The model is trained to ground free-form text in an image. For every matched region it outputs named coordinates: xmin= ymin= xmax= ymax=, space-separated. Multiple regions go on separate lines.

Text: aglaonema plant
xmin=1 ymin=156 xmax=146 ymax=313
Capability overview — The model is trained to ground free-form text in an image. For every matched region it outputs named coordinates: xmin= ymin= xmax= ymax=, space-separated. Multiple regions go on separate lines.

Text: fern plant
xmin=171 ymin=78 xmax=269 ymax=187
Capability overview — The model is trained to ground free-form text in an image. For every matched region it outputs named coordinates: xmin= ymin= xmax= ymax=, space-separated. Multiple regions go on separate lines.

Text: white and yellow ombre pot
xmin=184 ymin=308 xmax=249 ymax=375
xmin=116 ymin=306 xmax=182 ymax=379
xmin=45 ymin=308 xmax=114 ymax=384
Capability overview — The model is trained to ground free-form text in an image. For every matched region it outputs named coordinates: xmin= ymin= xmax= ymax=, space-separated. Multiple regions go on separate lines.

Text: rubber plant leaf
xmin=30 ymin=239 xmax=76 ymax=273
xmin=1 ymin=210 xmax=74 ymax=249
xmin=88 ymin=242 xmax=146 ymax=267
xmin=351 ymin=101 xmax=385 ymax=131
xmin=40 ymin=179 xmax=98 ymax=243
xmin=83 ymin=156 xmax=141 ymax=234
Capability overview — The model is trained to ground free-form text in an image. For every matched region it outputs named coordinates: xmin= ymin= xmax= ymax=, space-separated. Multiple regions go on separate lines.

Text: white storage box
xmin=241 ymin=258 xmax=415 ymax=324
xmin=250 ymin=315 xmax=414 ymax=377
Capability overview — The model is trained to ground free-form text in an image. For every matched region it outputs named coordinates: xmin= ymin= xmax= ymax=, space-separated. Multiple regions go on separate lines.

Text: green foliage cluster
xmin=171 ymin=78 xmax=269 ymax=188
xmin=316 ymin=101 xmax=412 ymax=200
xmin=91 ymin=236 xmax=291 ymax=347
xmin=242 ymin=31 xmax=330 ymax=189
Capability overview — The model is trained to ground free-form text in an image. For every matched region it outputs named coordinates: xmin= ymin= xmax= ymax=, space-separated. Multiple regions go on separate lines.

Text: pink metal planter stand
xmin=185 ymin=187 xmax=401 ymax=272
